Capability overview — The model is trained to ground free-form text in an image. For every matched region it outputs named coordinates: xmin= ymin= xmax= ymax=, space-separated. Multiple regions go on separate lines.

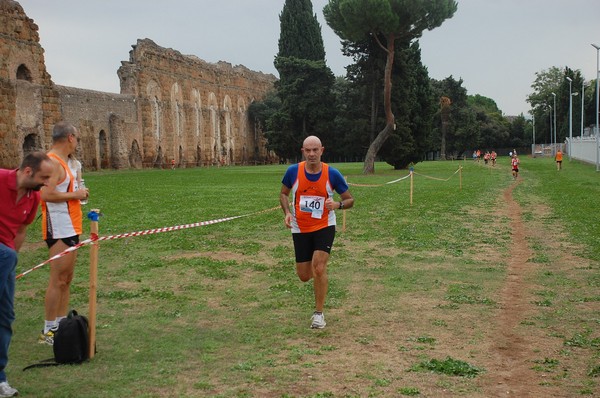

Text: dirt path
xmin=482 ymin=180 xmax=562 ymax=397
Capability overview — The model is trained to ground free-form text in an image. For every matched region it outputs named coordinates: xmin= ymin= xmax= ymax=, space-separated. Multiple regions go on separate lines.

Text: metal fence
xmin=533 ymin=135 xmax=600 ymax=170
xmin=531 ymin=143 xmax=565 ymax=157
xmin=566 ymin=136 xmax=599 ymax=166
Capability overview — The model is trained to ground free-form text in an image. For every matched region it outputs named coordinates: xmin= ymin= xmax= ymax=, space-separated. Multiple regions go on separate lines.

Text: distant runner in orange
xmin=555 ymin=150 xmax=563 ymax=171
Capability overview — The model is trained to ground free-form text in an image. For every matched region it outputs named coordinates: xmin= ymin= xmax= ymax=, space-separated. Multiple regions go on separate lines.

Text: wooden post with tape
xmin=87 ymin=209 xmax=100 ymax=359
xmin=409 ymin=165 xmax=414 ymax=206
xmin=342 ymin=176 xmax=347 ymax=232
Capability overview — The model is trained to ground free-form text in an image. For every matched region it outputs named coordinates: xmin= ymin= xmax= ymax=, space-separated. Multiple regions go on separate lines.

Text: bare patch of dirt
xmin=480 ymin=180 xmax=563 ymax=397
xmin=164 ymin=250 xmax=247 ymax=263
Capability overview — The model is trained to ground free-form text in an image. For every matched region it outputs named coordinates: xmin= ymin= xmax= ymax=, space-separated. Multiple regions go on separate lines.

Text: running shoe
xmin=38 ymin=327 xmax=57 ymax=346
xmin=310 ymin=312 xmax=326 ymax=329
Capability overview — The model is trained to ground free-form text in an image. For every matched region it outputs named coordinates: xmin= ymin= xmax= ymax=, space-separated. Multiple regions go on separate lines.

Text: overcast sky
xmin=17 ymin=0 xmax=600 ymax=116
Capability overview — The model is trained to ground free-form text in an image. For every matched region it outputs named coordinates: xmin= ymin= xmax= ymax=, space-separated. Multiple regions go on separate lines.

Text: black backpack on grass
xmin=24 ymin=309 xmax=91 ymax=370
xmin=53 ymin=309 xmax=90 ymax=364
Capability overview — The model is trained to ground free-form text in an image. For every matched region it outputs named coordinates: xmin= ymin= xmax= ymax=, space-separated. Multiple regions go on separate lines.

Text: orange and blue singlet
xmin=282 ymin=161 xmax=348 ymax=234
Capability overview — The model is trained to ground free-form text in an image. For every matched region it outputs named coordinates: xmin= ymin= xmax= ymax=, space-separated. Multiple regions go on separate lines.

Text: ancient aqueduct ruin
xmin=0 ymin=0 xmax=277 ymax=170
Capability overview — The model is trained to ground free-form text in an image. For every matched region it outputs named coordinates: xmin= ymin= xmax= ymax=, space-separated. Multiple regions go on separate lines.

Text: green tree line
xmin=249 ymin=0 xmax=598 ymax=171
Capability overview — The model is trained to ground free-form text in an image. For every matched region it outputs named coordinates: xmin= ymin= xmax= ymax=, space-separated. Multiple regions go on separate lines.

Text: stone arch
xmin=196 ymin=145 xmax=202 ymax=167
xmin=129 ymin=140 xmax=142 ymax=169
xmin=208 ymin=92 xmax=219 ymax=165
xmin=154 ymin=146 xmax=164 ymax=168
xmin=249 ymin=96 xmax=260 ymax=143
xmin=222 ymin=95 xmax=233 ymax=165
xmin=192 ymin=88 xmax=203 ymax=139
xmin=237 ymin=97 xmax=247 ymax=140
xmin=146 ymin=80 xmax=161 ymax=143
xmin=171 ymin=82 xmax=184 ymax=138
xmin=152 ymin=97 xmax=161 ymax=142
xmin=192 ymin=89 xmax=203 ymax=165
xmin=22 ymin=133 xmax=41 ymax=155
xmin=16 ymin=64 xmax=33 ymax=82
xmin=99 ymin=130 xmax=109 ymax=169
xmin=152 ymin=96 xmax=160 ymax=140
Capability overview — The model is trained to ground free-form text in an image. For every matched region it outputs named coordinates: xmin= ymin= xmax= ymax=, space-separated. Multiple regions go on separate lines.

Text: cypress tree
xmin=278 ymin=0 xmax=325 ymax=61
xmin=267 ymin=0 xmax=335 ymax=161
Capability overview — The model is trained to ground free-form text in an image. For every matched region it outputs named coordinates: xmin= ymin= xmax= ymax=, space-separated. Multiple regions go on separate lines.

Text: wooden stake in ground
xmin=87 ymin=209 xmax=100 ymax=359
xmin=409 ymin=166 xmax=414 ymax=206
xmin=342 ymin=176 xmax=347 ymax=232
xmin=459 ymin=165 xmax=463 ymax=191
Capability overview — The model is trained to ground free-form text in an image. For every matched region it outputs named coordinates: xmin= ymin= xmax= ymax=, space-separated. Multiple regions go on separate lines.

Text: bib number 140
xmin=299 ymin=195 xmax=325 ymax=219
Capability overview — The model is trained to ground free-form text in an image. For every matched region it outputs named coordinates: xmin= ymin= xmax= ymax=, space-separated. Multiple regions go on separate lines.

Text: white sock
xmin=44 ymin=320 xmax=57 ymax=334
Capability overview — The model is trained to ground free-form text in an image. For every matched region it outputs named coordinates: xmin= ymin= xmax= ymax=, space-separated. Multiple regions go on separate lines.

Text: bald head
xmin=301 ymin=135 xmax=324 ymax=169
xmin=303 ymin=135 xmax=322 ymax=148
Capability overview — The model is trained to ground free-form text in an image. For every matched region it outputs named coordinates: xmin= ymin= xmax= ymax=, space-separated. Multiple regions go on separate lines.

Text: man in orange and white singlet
xmin=280 ymin=136 xmax=354 ymax=329
xmin=39 ymin=122 xmax=89 ymax=345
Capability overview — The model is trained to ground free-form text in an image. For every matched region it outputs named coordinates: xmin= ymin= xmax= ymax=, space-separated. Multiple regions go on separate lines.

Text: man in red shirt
xmin=0 ymin=152 xmax=53 ymax=397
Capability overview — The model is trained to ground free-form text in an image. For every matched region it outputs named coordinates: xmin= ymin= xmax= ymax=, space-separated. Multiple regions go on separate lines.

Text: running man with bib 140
xmin=279 ymin=136 xmax=354 ymax=329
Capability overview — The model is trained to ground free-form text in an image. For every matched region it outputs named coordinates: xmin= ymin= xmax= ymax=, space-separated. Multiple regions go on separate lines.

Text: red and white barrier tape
xmin=16 ymin=207 xmax=278 ymax=280
xmin=16 ymin=238 xmax=95 ymax=280
xmin=95 ymin=214 xmax=244 ymax=242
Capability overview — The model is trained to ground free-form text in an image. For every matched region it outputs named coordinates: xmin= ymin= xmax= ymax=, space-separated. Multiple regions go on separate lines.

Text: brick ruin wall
xmin=1 ymin=0 xmax=61 ymax=167
xmin=118 ymin=38 xmax=277 ymax=168
xmin=57 ymin=86 xmax=139 ymax=169
xmin=0 ymin=0 xmax=277 ymax=170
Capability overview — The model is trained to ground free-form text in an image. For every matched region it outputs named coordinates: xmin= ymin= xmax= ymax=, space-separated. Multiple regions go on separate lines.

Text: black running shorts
xmin=292 ymin=225 xmax=336 ymax=263
xmin=45 ymin=235 xmax=80 ymax=248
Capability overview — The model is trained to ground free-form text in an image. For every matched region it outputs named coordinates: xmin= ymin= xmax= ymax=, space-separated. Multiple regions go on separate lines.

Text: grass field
xmin=9 ymin=156 xmax=600 ymax=397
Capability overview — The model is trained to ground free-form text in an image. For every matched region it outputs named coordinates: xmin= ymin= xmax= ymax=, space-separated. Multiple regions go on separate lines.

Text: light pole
xmin=532 ymin=114 xmax=535 ymax=156
xmin=552 ymin=92 xmax=557 ymax=153
xmin=548 ymin=105 xmax=553 ymax=145
xmin=592 ymin=43 xmax=600 ymax=171
xmin=572 ymin=91 xmax=579 ymax=158
xmin=581 ymin=81 xmax=585 ymax=139
xmin=567 ymin=77 xmax=573 ymax=160
xmin=548 ymin=105 xmax=554 ymax=151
